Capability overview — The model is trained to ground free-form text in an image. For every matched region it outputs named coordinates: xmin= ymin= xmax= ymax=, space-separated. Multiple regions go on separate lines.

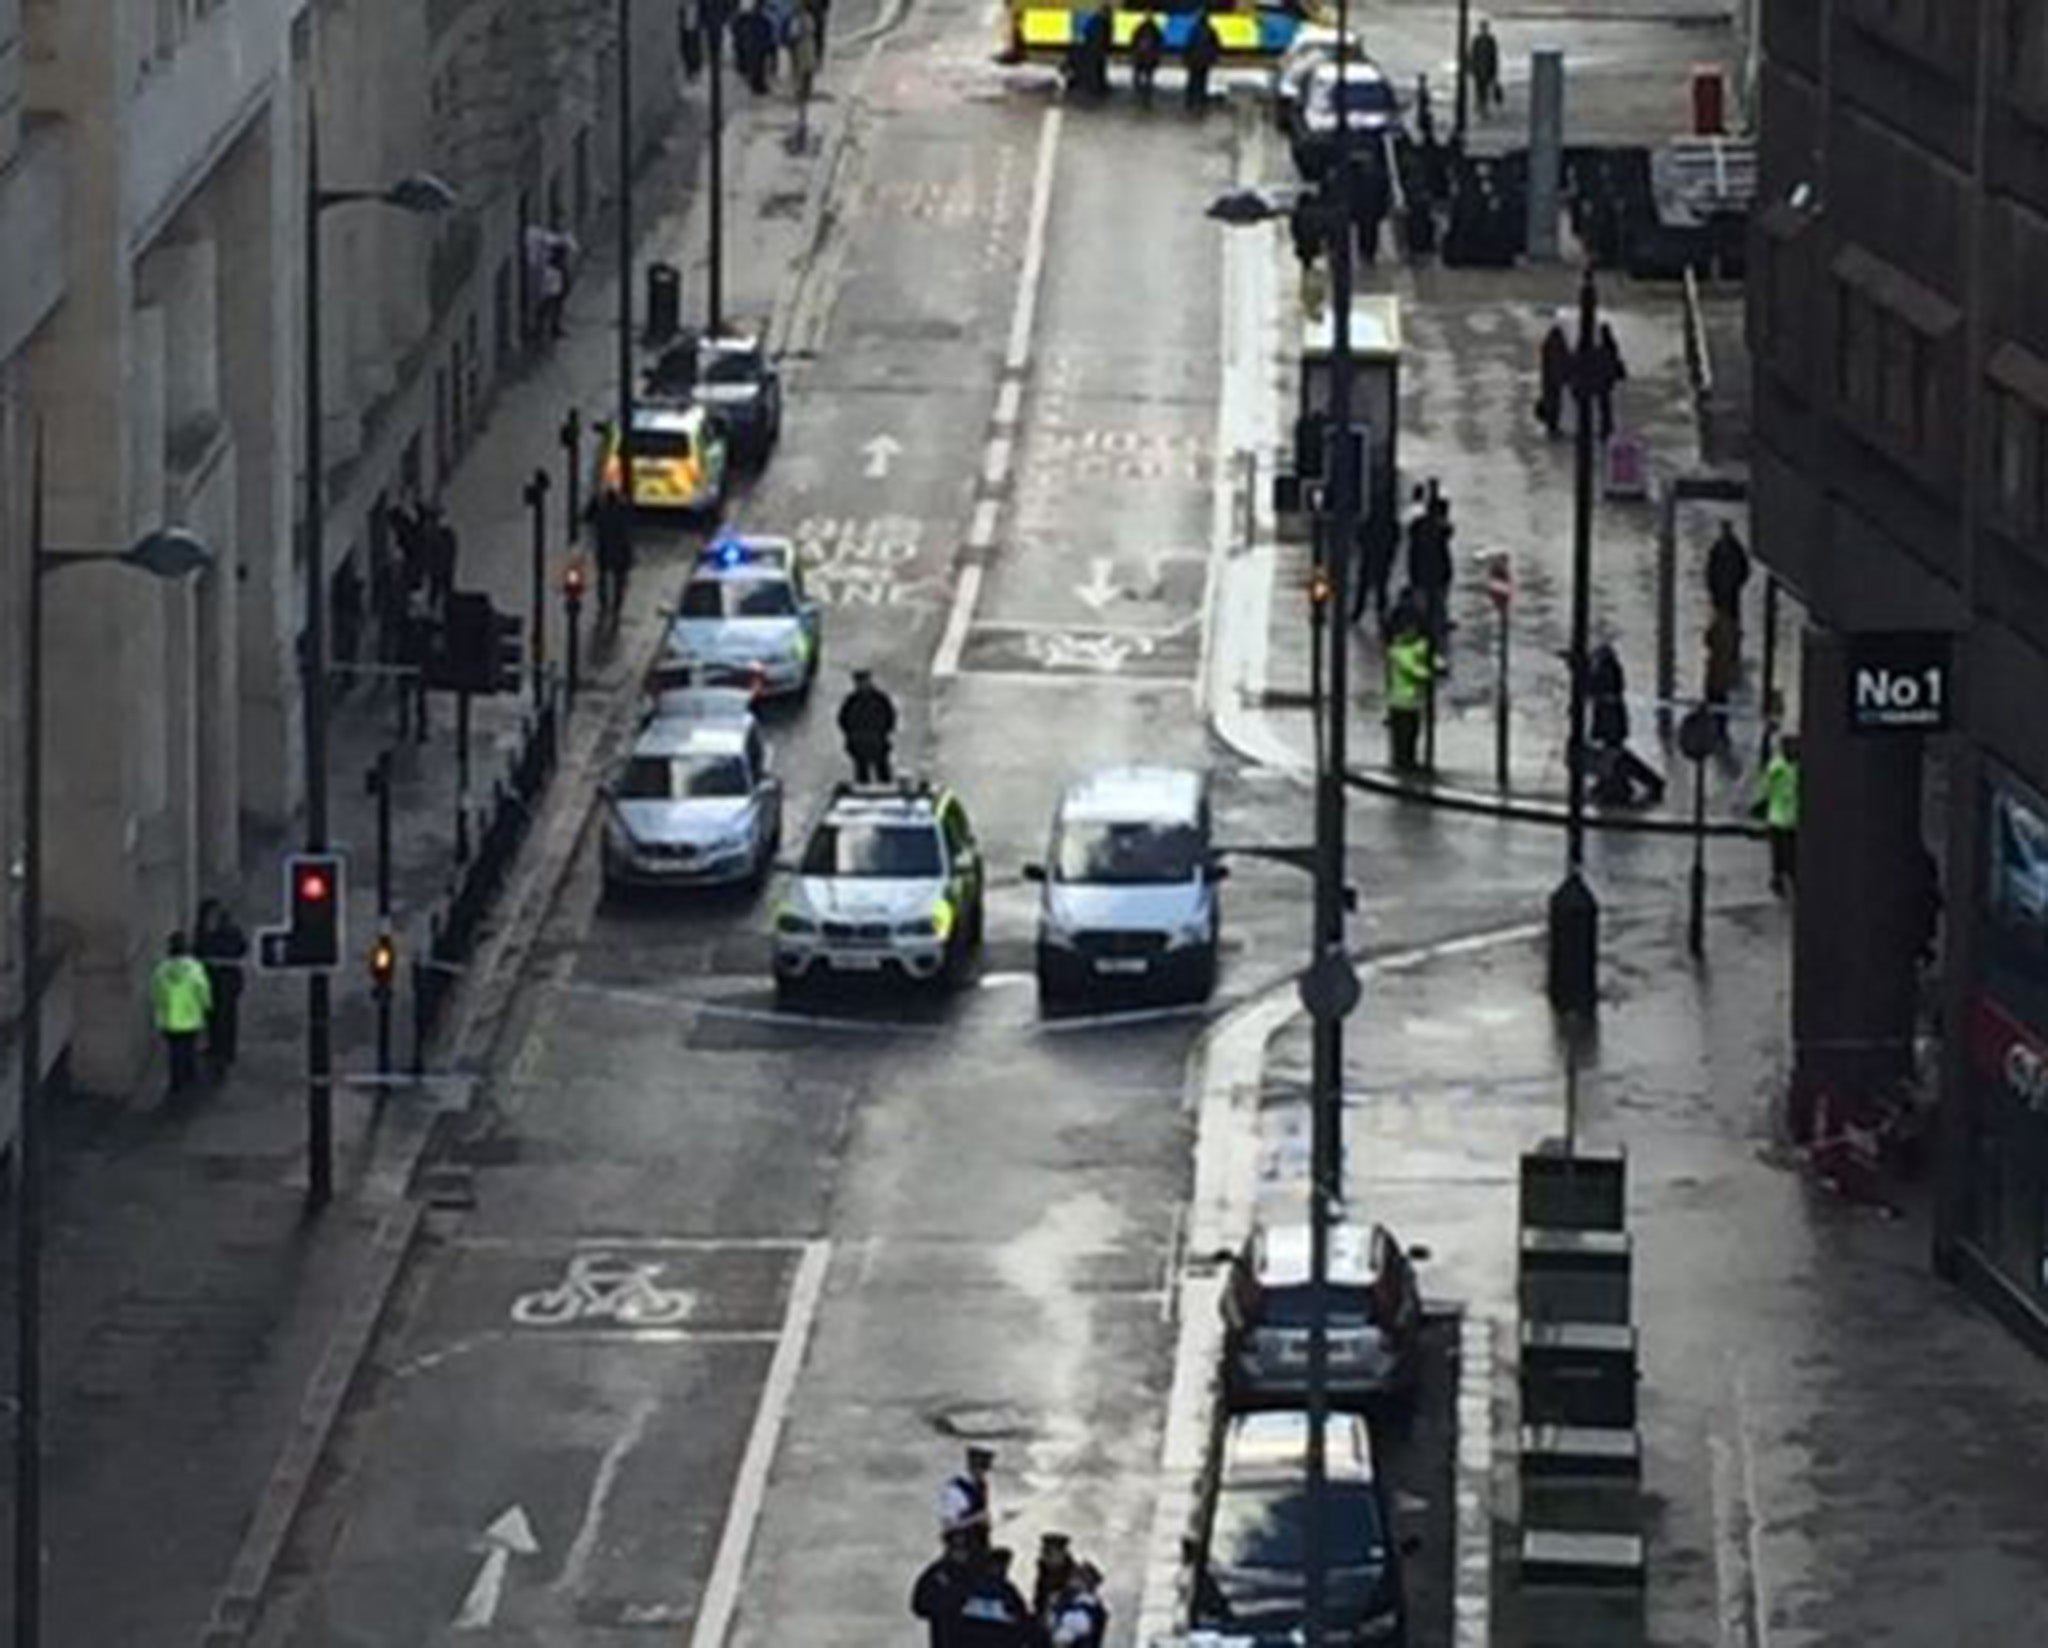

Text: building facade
xmin=0 ymin=0 xmax=671 ymax=1116
xmin=1750 ymin=0 xmax=2048 ymax=1349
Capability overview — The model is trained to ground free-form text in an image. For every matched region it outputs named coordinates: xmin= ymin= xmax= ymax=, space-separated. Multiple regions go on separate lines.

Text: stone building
xmin=1751 ymin=0 xmax=2048 ymax=1349
xmin=0 ymin=0 xmax=673 ymax=1122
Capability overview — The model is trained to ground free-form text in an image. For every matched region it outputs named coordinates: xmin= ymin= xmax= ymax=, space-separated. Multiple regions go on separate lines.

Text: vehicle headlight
xmin=1170 ymin=912 xmax=1213 ymax=949
xmin=776 ymin=910 xmax=816 ymax=935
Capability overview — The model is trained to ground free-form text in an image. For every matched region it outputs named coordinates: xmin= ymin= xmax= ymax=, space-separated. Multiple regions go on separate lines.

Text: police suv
xmin=772 ymin=781 xmax=986 ymax=1001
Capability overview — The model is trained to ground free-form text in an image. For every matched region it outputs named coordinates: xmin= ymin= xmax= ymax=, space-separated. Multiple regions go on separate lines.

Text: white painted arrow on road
xmin=1074 ymin=556 xmax=1121 ymax=612
xmin=453 ymin=1505 xmax=540 ymax=1630
xmin=861 ymin=434 xmax=903 ymax=479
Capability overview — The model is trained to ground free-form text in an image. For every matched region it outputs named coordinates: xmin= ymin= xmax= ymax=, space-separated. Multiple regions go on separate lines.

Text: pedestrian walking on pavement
xmin=536 ymin=240 xmax=571 ymax=342
xmin=1469 ymin=19 xmax=1502 ymax=114
xmin=1537 ymin=317 xmax=1571 ymax=438
xmin=935 ymin=1444 xmax=996 ymax=1554
xmin=1586 ymin=643 xmax=1665 ymax=807
xmin=1182 ymin=13 xmax=1221 ymax=111
xmin=193 ymin=899 xmax=249 ymax=1076
xmin=733 ymin=0 xmax=776 ymax=92
xmin=1408 ymin=484 xmax=1454 ymax=658
xmin=679 ymin=0 xmax=706 ymax=76
xmin=1130 ymin=14 xmax=1163 ymax=104
xmin=1588 ymin=321 xmax=1628 ymax=442
xmin=591 ymin=485 xmax=635 ymax=627
xmin=841 ymin=667 xmax=900 ymax=786
xmin=1354 ymin=510 xmax=1398 ymax=626
xmin=151 ymin=930 xmax=213 ymax=1097
xmin=1703 ymin=605 xmax=1739 ymax=733
xmin=785 ymin=1 xmax=820 ymax=109
xmin=423 ymin=501 xmax=459 ymax=613
xmin=912 ymin=1533 xmax=979 ymax=1648
xmin=1759 ymin=734 xmax=1800 ymax=894
xmin=1384 ymin=608 xmax=1432 ymax=774
xmin=1347 ymin=154 xmax=1392 ymax=266
xmin=806 ymin=0 xmax=832 ymax=55
xmin=1706 ymin=518 xmax=1751 ymax=652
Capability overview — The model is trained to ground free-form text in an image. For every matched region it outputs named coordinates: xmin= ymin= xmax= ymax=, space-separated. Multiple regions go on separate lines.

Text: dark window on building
xmin=1988 ymin=344 xmax=2048 ymax=545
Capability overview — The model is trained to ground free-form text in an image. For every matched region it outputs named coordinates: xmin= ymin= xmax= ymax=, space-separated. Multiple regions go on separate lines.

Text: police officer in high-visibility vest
xmin=1760 ymin=734 xmax=1801 ymax=895
xmin=1385 ymin=611 xmax=1434 ymax=774
xmin=151 ymin=930 xmax=214 ymax=1095
xmin=936 ymin=1445 xmax=996 ymax=1554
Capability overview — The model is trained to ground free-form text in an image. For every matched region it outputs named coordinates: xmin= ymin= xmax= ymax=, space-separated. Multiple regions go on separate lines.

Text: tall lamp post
xmin=1207 ymin=15 xmax=1364 ymax=1635
xmin=13 ymin=429 xmax=212 ymax=1648
xmin=1546 ymin=269 xmax=1602 ymax=1021
xmin=706 ymin=0 xmax=730 ymax=334
xmin=303 ymin=104 xmax=454 ymax=1208
xmin=614 ymin=0 xmax=640 ymax=538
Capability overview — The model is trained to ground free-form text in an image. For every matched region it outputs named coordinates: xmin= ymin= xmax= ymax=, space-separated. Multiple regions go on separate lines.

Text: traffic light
xmin=369 ymin=931 xmax=397 ymax=991
xmin=492 ymin=608 xmax=524 ymax=694
xmin=259 ymin=852 xmax=346 ymax=969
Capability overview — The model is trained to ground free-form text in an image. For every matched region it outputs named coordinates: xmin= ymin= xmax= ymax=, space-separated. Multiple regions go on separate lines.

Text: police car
xmin=658 ymin=535 xmax=822 ymax=701
xmin=642 ymin=331 xmax=783 ymax=468
xmin=602 ymin=404 xmax=730 ymax=519
xmin=772 ymin=781 xmax=986 ymax=1000
xmin=601 ymin=692 xmax=782 ymax=896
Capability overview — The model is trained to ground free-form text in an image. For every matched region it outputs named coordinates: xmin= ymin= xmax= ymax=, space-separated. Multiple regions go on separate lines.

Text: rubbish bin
xmin=644 ymin=261 xmax=682 ymax=343
xmin=1690 ymin=65 xmax=1726 ymax=137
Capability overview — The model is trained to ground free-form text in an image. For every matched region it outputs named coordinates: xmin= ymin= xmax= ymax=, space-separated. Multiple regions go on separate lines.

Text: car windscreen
xmin=700 ymin=351 xmax=761 ymax=384
xmin=1312 ymin=76 xmax=1395 ymax=113
xmin=1054 ymin=820 xmax=1203 ymax=885
xmin=619 ymin=753 xmax=749 ymax=800
xmin=677 ymin=578 xmax=795 ymax=619
xmin=1211 ymin=1481 xmax=1387 ymax=1573
xmin=631 ymin=427 xmax=695 ymax=459
xmin=802 ymin=822 xmax=942 ymax=877
xmin=1253 ymin=1282 xmax=1380 ymax=1328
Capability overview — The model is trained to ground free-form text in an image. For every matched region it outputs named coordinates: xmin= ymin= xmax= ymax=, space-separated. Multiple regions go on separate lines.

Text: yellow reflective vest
xmin=151 ymin=955 xmax=212 ymax=1034
xmin=1386 ymin=634 xmax=1432 ymax=714
xmin=1761 ymin=751 xmax=1799 ymax=831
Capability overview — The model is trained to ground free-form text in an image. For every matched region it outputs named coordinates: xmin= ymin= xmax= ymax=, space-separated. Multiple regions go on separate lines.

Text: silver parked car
xmin=601 ymin=709 xmax=782 ymax=896
xmin=660 ymin=537 xmax=822 ymax=702
xmin=1026 ymin=766 xmax=1224 ymax=1010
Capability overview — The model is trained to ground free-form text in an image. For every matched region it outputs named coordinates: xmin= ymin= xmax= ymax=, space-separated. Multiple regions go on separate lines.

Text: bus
xmin=997 ymin=0 xmax=1316 ymax=66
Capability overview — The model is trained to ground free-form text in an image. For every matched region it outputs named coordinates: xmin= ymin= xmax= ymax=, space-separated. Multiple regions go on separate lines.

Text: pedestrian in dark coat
xmin=423 ymin=503 xmax=458 ymax=613
xmin=1585 ymin=643 xmax=1665 ymax=806
xmin=388 ymin=494 xmax=428 ymax=595
xmin=1077 ymin=8 xmax=1111 ymax=98
xmin=591 ymin=488 xmax=634 ymax=625
xmin=1183 ymin=14 xmax=1221 ymax=110
xmin=1409 ymin=488 xmax=1454 ymax=656
xmin=679 ymin=0 xmax=706 ymax=76
xmin=732 ymin=2 xmax=776 ymax=92
xmin=956 ymin=1548 xmax=1032 ymax=1647
xmin=1589 ymin=321 xmax=1627 ymax=441
xmin=1537 ymin=320 xmax=1571 ymax=437
xmin=805 ymin=0 xmax=831 ymax=54
xmin=1705 ymin=519 xmax=1751 ymax=640
xmin=1347 ymin=156 xmax=1393 ymax=266
xmin=912 ymin=1536 xmax=978 ymax=1648
xmin=193 ymin=899 xmax=249 ymax=1075
xmin=838 ymin=668 xmax=898 ymax=783
xmin=1130 ymin=15 xmax=1163 ymax=104
xmin=1469 ymin=19 xmax=1502 ymax=113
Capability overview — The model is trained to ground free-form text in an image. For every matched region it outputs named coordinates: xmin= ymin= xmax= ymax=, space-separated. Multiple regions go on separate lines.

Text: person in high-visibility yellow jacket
xmin=1760 ymin=734 xmax=1800 ymax=895
xmin=151 ymin=930 xmax=213 ymax=1094
xmin=1385 ymin=619 xmax=1433 ymax=774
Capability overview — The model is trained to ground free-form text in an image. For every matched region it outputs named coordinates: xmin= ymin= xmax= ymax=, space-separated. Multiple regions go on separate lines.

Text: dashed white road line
xmin=687 ymin=1240 xmax=832 ymax=1648
xmin=932 ymin=562 xmax=984 ymax=679
xmin=981 ymin=433 xmax=1014 ymax=488
xmin=967 ymin=497 xmax=1000 ymax=549
xmin=993 ymin=379 xmax=1024 ymax=427
xmin=1005 ymin=107 xmax=1063 ymax=374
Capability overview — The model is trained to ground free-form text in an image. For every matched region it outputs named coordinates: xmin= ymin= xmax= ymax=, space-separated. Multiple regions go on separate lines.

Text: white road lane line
xmin=981 ymin=433 xmax=1014 ymax=488
xmin=993 ymin=379 xmax=1023 ymax=427
xmin=1005 ymin=107 xmax=1063 ymax=374
xmin=555 ymin=1397 xmax=657 ymax=1599
xmin=687 ymin=1240 xmax=832 ymax=1648
xmin=967 ymin=497 xmax=1001 ymax=548
xmin=931 ymin=562 xmax=984 ymax=679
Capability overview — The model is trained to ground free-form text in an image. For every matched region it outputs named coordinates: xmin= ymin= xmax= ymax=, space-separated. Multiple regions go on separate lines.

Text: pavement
xmin=0 ymin=31 xmax=856 ymax=1647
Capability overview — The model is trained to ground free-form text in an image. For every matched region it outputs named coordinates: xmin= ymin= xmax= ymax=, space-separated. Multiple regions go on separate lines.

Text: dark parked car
xmin=1287 ymin=61 xmax=1403 ymax=180
xmin=1222 ymin=1218 xmax=1425 ymax=1412
xmin=1194 ymin=1410 xmax=1408 ymax=1646
xmin=643 ymin=330 xmax=782 ymax=467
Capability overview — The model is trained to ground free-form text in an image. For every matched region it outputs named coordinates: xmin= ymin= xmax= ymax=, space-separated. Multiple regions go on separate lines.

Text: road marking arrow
xmin=861 ymin=434 xmax=903 ymax=479
xmin=1073 ymin=556 xmax=1120 ymax=612
xmin=453 ymin=1505 xmax=540 ymax=1630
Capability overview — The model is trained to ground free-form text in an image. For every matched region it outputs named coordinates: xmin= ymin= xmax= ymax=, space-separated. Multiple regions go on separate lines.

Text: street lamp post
xmin=1546 ymin=269 xmax=1601 ymax=1018
xmin=302 ymin=104 xmax=454 ymax=1208
xmin=615 ymin=0 xmax=640 ymax=548
xmin=13 ymin=429 xmax=212 ymax=1648
xmin=706 ymin=0 xmax=730 ymax=334
xmin=523 ymin=468 xmax=551 ymax=707
xmin=1454 ymin=0 xmax=1472 ymax=145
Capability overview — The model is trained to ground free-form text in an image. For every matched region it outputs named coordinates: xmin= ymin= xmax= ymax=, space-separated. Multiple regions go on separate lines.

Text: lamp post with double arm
xmin=302 ymin=103 xmax=454 ymax=1209
xmin=12 ymin=429 xmax=213 ymax=1648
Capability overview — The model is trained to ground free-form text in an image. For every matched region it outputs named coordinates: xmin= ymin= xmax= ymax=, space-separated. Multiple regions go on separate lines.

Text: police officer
xmin=1385 ymin=609 xmax=1432 ymax=774
xmin=839 ymin=668 xmax=899 ymax=785
xmin=936 ymin=1444 xmax=995 ymax=1553
xmin=151 ymin=931 xmax=213 ymax=1096
xmin=911 ymin=1532 xmax=978 ymax=1648
xmin=1031 ymin=1533 xmax=1075 ymax=1627
xmin=1047 ymin=1560 xmax=1109 ymax=1648
xmin=193 ymin=899 xmax=249 ymax=1075
xmin=955 ymin=1547 xmax=1030 ymax=1647
xmin=1760 ymin=734 xmax=1801 ymax=895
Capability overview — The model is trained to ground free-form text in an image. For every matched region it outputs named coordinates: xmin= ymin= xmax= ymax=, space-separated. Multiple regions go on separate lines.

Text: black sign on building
xmin=1846 ymin=632 xmax=1952 ymax=734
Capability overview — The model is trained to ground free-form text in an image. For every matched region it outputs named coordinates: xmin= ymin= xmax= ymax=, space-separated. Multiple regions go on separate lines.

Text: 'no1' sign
xmin=1846 ymin=631 xmax=1952 ymax=734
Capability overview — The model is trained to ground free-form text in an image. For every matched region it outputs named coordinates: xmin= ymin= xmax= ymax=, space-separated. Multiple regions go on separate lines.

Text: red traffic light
xmin=297 ymin=866 xmax=333 ymax=903
xmin=564 ymin=559 xmax=587 ymax=597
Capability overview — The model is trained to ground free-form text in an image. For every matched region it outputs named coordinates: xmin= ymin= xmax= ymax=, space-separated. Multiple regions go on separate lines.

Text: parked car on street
xmin=1288 ymin=60 xmax=1403 ymax=179
xmin=643 ymin=330 xmax=783 ymax=467
xmin=1194 ymin=1409 xmax=1409 ymax=1646
xmin=601 ymin=704 xmax=782 ymax=897
xmin=1025 ymin=766 xmax=1223 ymax=1011
xmin=600 ymin=402 xmax=731 ymax=520
xmin=1271 ymin=26 xmax=1370 ymax=131
xmin=659 ymin=538 xmax=822 ymax=703
xmin=773 ymin=781 xmax=986 ymax=1001
xmin=1222 ymin=1217 xmax=1426 ymax=1411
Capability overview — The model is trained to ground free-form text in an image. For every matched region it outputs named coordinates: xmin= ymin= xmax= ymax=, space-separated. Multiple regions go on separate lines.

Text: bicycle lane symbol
xmin=508 ymin=1251 xmax=697 ymax=1329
